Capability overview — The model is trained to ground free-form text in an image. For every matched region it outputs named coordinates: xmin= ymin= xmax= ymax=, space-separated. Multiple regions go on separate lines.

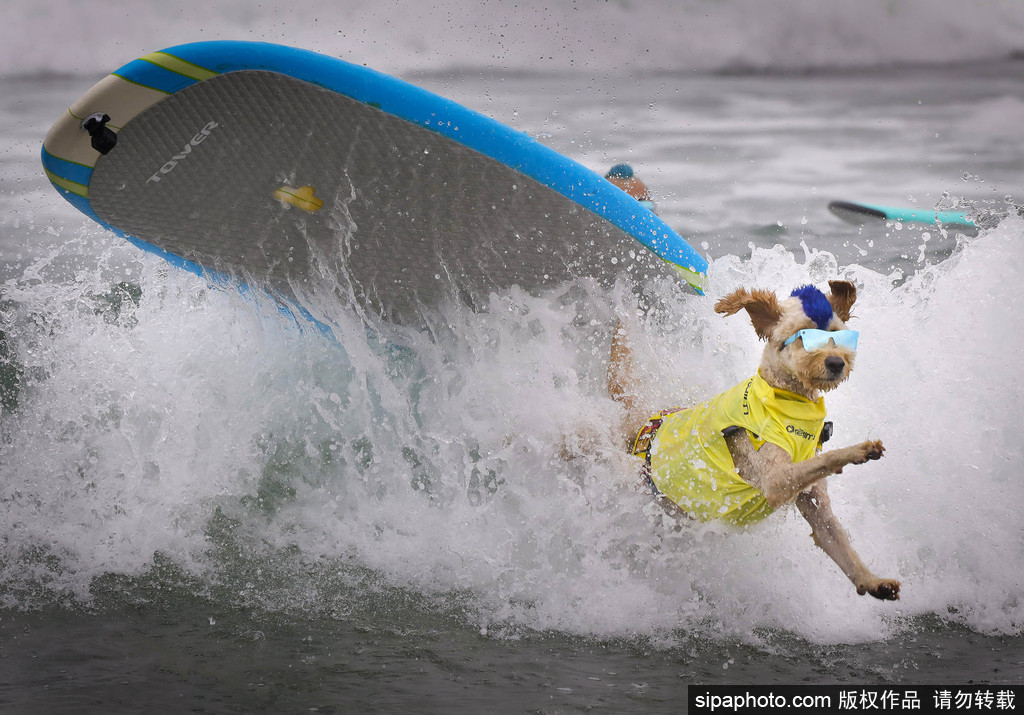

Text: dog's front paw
xmin=857 ymin=578 xmax=900 ymax=601
xmin=852 ymin=440 xmax=885 ymax=464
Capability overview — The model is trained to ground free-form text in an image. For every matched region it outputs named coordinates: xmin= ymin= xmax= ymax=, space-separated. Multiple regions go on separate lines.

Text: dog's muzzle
xmin=824 ymin=356 xmax=846 ymax=376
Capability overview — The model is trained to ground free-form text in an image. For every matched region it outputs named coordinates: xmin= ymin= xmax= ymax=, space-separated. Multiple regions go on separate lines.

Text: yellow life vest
xmin=642 ymin=372 xmax=826 ymax=526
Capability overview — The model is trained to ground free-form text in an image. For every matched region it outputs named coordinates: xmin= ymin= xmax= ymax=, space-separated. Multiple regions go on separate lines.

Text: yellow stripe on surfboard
xmin=140 ymin=52 xmax=219 ymax=82
xmin=44 ymin=169 xmax=88 ymax=198
xmin=671 ymin=263 xmax=706 ymax=293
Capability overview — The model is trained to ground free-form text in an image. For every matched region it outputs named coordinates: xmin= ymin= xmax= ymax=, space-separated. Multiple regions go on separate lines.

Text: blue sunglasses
xmin=783 ymin=329 xmax=859 ymax=352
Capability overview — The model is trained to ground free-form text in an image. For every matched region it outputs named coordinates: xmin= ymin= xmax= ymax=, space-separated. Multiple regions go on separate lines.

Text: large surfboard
xmin=41 ymin=41 xmax=707 ymax=323
xmin=828 ymin=200 xmax=979 ymax=236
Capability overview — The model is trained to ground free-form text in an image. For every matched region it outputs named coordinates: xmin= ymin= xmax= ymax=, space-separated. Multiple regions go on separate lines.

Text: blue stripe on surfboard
xmin=148 ymin=41 xmax=707 ymax=277
xmin=113 ymin=58 xmax=202 ymax=95
xmin=41 ymin=146 xmax=94 ymax=188
xmin=41 ymin=147 xmax=93 ymax=188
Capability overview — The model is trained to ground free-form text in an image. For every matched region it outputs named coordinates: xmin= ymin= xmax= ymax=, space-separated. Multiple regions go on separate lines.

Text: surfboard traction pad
xmin=89 ymin=70 xmax=667 ymax=322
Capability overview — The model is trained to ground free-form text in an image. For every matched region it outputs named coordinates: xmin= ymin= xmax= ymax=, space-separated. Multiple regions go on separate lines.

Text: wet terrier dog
xmin=608 ymin=280 xmax=900 ymax=600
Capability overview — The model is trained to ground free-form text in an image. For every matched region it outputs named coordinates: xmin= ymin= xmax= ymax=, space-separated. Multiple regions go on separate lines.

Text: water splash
xmin=2 ymin=214 xmax=1022 ymax=645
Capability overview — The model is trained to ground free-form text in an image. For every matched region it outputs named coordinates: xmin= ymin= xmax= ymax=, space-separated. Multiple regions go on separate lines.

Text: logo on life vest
xmin=741 ymin=378 xmax=753 ymax=416
xmin=146 ymin=121 xmax=219 ymax=183
xmin=786 ymin=423 xmax=817 ymax=441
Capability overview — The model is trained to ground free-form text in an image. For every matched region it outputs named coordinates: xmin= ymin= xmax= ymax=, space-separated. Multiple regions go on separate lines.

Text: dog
xmin=607 ymin=280 xmax=900 ymax=600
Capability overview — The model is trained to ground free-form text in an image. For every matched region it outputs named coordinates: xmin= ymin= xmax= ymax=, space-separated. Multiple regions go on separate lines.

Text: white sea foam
xmin=2 ymin=214 xmax=1021 ymax=644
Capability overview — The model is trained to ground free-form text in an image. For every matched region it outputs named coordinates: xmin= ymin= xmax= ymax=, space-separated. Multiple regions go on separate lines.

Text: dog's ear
xmin=827 ymin=280 xmax=857 ymax=322
xmin=714 ymin=288 xmax=782 ymax=341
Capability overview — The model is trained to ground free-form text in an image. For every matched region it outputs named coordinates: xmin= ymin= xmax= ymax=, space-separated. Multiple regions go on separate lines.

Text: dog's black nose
xmin=825 ymin=356 xmax=846 ymax=374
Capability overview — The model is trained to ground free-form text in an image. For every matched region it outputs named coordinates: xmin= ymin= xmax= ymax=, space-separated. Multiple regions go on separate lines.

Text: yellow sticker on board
xmin=274 ymin=185 xmax=323 ymax=212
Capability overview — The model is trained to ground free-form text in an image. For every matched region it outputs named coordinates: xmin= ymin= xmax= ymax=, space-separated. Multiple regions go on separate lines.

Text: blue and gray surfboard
xmin=42 ymin=41 xmax=707 ymax=322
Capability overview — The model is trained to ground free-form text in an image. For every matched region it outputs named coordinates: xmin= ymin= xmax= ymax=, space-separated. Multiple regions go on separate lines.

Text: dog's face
xmin=714 ymin=281 xmax=858 ymax=395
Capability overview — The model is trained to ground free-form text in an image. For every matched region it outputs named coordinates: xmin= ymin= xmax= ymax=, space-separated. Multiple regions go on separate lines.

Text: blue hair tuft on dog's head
xmin=791 ymin=285 xmax=833 ymax=330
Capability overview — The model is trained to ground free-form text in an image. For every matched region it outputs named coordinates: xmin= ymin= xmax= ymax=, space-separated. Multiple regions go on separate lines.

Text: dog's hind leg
xmin=607 ymin=319 xmax=649 ymax=448
xmin=796 ymin=482 xmax=901 ymax=600
xmin=607 ymin=319 xmax=635 ymax=409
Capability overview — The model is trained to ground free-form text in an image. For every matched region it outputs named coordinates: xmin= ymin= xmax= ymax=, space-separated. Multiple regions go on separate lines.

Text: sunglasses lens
xmin=801 ymin=331 xmax=828 ymax=350
xmin=834 ymin=330 xmax=858 ymax=350
xmin=789 ymin=329 xmax=859 ymax=351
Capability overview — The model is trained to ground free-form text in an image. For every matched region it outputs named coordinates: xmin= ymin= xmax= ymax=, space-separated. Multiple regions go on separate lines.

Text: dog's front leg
xmin=776 ymin=439 xmax=886 ymax=504
xmin=729 ymin=434 xmax=884 ymax=508
xmin=796 ymin=482 xmax=900 ymax=600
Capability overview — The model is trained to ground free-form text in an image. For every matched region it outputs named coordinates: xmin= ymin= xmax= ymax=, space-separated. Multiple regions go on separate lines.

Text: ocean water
xmin=3 ymin=1 xmax=1024 ymax=712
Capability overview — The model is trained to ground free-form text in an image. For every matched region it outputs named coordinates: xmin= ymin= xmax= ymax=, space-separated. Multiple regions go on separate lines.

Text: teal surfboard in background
xmin=828 ymin=200 xmax=979 ymax=236
xmin=41 ymin=41 xmax=707 ymax=323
